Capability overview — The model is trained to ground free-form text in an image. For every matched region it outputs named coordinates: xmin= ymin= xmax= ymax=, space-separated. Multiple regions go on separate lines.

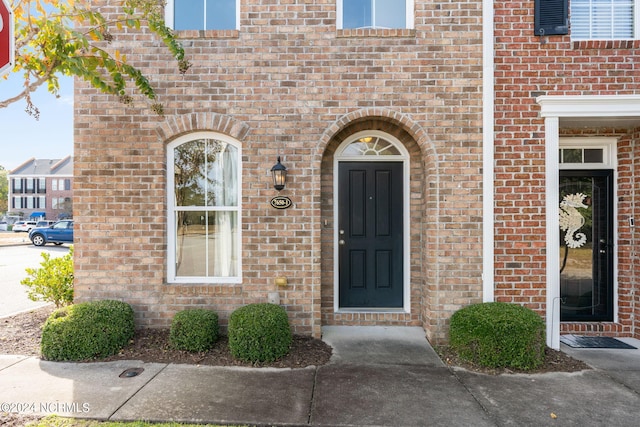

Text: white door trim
xmin=537 ymin=95 xmax=640 ymax=349
xmin=333 ymin=131 xmax=411 ymax=313
xmin=558 ymin=137 xmax=619 ymax=327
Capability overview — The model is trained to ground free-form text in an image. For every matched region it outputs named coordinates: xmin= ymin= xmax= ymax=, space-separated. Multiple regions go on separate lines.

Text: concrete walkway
xmin=1 ymin=327 xmax=639 ymax=426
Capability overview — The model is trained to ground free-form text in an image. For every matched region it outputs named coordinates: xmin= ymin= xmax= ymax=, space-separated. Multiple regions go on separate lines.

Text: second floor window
xmin=168 ymin=0 xmax=238 ymax=30
xmin=339 ymin=0 xmax=414 ymax=29
xmin=571 ymin=0 xmax=637 ymax=40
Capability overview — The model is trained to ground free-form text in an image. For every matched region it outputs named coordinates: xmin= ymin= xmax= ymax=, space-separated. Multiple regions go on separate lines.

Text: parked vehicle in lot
xmin=35 ymin=220 xmax=55 ymax=228
xmin=13 ymin=221 xmax=38 ymax=232
xmin=29 ymin=220 xmax=74 ymax=246
xmin=0 ymin=221 xmax=7 ymax=231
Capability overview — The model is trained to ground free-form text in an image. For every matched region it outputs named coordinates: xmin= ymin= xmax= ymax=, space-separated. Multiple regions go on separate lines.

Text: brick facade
xmin=494 ymin=1 xmax=640 ymax=337
xmin=73 ymin=1 xmax=484 ymax=342
xmin=74 ymin=1 xmax=640 ymax=344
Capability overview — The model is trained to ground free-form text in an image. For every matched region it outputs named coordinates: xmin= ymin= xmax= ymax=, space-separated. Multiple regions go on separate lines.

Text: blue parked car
xmin=29 ymin=220 xmax=74 ymax=246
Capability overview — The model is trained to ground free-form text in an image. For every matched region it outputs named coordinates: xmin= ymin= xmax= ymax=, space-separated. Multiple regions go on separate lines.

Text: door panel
xmin=339 ymin=162 xmax=403 ymax=308
xmin=559 ymin=170 xmax=614 ymax=321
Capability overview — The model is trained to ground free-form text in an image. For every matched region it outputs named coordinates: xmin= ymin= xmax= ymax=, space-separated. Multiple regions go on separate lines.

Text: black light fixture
xmin=270 ymin=156 xmax=287 ymax=191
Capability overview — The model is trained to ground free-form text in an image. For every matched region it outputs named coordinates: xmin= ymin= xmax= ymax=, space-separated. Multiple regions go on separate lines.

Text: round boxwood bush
xmin=170 ymin=309 xmax=219 ymax=352
xmin=41 ymin=300 xmax=135 ymax=361
xmin=228 ymin=303 xmax=292 ymax=363
xmin=449 ymin=302 xmax=546 ymax=370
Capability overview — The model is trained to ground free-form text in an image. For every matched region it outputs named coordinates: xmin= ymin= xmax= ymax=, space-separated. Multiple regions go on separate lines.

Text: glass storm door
xmin=559 ymin=170 xmax=614 ymax=321
xmin=338 ymin=161 xmax=403 ymax=308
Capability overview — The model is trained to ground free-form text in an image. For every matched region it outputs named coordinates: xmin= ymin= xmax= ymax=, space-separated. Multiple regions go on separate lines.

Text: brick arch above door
xmin=319 ymin=119 xmax=427 ymax=329
xmin=315 ymin=107 xmax=437 ymax=163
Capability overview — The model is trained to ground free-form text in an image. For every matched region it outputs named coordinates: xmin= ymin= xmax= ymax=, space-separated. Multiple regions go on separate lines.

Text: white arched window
xmin=167 ymin=132 xmax=242 ymax=283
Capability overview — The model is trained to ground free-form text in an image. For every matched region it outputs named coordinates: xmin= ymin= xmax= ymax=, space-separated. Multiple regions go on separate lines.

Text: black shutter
xmin=534 ymin=0 xmax=569 ymax=36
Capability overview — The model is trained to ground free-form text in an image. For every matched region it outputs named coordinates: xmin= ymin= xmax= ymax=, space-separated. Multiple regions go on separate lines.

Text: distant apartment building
xmin=8 ymin=157 xmax=73 ymax=220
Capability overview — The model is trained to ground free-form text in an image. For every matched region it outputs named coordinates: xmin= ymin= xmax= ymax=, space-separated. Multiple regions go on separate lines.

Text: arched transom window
xmin=341 ymin=135 xmax=401 ymax=156
xmin=167 ymin=132 xmax=242 ymax=283
xmin=336 ymin=131 xmax=408 ymax=160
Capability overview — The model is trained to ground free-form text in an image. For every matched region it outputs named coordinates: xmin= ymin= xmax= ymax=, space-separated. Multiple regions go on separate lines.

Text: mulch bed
xmin=0 ymin=306 xmax=333 ymax=368
xmin=0 ymin=306 xmax=594 ymax=427
xmin=1 ymin=306 xmax=590 ymax=374
xmin=100 ymin=329 xmax=333 ymax=368
xmin=436 ymin=345 xmax=591 ymax=375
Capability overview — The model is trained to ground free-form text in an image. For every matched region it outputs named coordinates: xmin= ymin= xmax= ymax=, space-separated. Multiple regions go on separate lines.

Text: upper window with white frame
xmin=571 ymin=0 xmax=639 ymax=40
xmin=559 ymin=137 xmax=617 ymax=169
xmin=166 ymin=0 xmax=239 ymax=31
xmin=338 ymin=0 xmax=414 ymax=30
xmin=167 ymin=133 xmax=242 ymax=283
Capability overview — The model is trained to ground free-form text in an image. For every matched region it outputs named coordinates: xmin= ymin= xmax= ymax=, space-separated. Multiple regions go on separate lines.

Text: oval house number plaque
xmin=271 ymin=196 xmax=292 ymax=209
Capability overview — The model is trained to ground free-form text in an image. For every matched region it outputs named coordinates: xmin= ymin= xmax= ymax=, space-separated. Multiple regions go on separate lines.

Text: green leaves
xmin=3 ymin=0 xmax=190 ymax=115
xmin=170 ymin=309 xmax=220 ymax=352
xmin=41 ymin=300 xmax=135 ymax=361
xmin=228 ymin=304 xmax=293 ymax=363
xmin=21 ymin=246 xmax=74 ymax=308
xmin=449 ymin=302 xmax=546 ymax=370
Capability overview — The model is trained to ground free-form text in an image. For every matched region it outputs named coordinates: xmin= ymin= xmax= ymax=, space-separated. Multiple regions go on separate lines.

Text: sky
xmin=0 ymin=74 xmax=73 ymax=171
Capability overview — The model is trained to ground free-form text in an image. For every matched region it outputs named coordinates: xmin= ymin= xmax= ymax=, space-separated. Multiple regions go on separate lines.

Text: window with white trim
xmin=168 ymin=133 xmax=241 ymax=283
xmin=166 ymin=0 xmax=239 ymax=30
xmin=559 ymin=138 xmax=616 ymax=169
xmin=571 ymin=0 xmax=639 ymax=40
xmin=338 ymin=0 xmax=414 ymax=29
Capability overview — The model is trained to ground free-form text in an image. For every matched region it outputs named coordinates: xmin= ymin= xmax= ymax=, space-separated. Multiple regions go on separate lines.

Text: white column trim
xmin=545 ymin=117 xmax=561 ymax=350
xmin=482 ymin=0 xmax=495 ymax=302
xmin=538 ymin=95 xmax=640 ymax=350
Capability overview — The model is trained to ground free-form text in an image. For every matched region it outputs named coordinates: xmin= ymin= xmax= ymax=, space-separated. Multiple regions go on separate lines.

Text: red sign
xmin=0 ymin=0 xmax=14 ymax=77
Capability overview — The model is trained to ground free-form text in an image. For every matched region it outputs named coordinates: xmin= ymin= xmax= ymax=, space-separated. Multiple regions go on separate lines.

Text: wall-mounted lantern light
xmin=270 ymin=156 xmax=287 ymax=191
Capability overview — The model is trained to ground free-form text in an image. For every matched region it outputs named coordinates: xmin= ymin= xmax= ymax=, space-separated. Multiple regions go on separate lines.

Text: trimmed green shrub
xmin=449 ymin=302 xmax=546 ymax=370
xmin=170 ymin=309 xmax=219 ymax=352
xmin=41 ymin=300 xmax=135 ymax=361
xmin=21 ymin=247 xmax=74 ymax=308
xmin=228 ymin=303 xmax=292 ymax=363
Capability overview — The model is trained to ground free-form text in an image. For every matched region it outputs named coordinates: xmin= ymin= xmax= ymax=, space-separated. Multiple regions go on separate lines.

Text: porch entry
xmin=338 ymin=161 xmax=403 ymax=308
xmin=559 ymin=170 xmax=614 ymax=321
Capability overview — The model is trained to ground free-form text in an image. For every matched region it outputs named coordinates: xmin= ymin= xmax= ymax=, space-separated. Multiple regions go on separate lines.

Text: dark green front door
xmin=559 ymin=170 xmax=614 ymax=321
xmin=338 ymin=162 xmax=403 ymax=308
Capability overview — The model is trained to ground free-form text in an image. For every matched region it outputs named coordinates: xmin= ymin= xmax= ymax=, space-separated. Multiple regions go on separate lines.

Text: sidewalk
xmin=1 ymin=327 xmax=639 ymax=426
xmin=0 ymin=231 xmax=31 ymax=246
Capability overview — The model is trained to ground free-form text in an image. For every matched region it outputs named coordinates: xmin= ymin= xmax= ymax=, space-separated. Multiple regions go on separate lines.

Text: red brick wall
xmin=73 ymin=1 xmax=484 ymax=342
xmin=625 ymin=130 xmax=640 ymax=338
xmin=495 ymin=1 xmax=640 ymax=335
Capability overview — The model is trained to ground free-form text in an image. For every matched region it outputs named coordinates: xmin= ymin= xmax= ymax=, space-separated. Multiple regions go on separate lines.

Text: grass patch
xmin=28 ymin=415 xmax=249 ymax=427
